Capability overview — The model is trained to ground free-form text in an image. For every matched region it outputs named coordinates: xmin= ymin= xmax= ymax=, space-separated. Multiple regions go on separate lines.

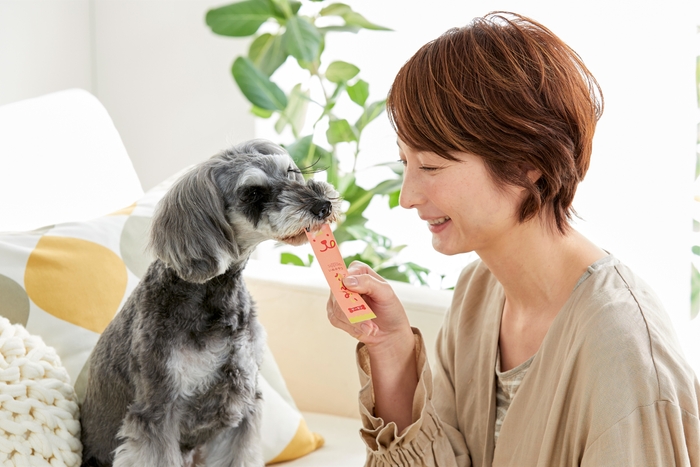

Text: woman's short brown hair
xmin=386 ymin=11 xmax=603 ymax=233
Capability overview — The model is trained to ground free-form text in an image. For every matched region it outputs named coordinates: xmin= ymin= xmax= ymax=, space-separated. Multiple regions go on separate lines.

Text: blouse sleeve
xmin=356 ymin=328 xmax=471 ymax=467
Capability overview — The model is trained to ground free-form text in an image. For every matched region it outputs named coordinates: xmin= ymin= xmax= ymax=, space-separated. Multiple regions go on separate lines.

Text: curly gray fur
xmin=79 ymin=139 xmax=340 ymax=467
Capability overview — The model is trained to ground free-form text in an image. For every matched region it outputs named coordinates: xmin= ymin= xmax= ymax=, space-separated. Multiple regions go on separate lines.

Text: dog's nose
xmin=311 ymin=200 xmax=332 ymax=220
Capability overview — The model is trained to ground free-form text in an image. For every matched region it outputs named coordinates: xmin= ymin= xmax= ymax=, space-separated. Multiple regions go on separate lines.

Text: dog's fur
xmin=79 ymin=140 xmax=340 ymax=467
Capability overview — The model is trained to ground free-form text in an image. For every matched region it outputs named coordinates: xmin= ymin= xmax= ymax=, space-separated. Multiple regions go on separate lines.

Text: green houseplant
xmin=205 ymin=0 xmax=432 ymax=285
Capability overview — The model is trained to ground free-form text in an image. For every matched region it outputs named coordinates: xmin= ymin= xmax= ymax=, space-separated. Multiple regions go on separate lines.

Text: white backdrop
xmin=1 ymin=0 xmax=698 ymax=375
xmin=257 ymin=0 xmax=700 ymax=376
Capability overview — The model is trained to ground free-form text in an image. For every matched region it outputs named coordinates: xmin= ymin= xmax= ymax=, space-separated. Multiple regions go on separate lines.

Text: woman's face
xmin=398 ymin=139 xmax=526 ymax=256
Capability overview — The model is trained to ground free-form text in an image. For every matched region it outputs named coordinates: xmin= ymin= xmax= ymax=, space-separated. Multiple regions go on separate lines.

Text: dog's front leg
xmin=113 ymin=400 xmax=184 ymax=467
xmin=203 ymin=399 xmax=264 ymax=467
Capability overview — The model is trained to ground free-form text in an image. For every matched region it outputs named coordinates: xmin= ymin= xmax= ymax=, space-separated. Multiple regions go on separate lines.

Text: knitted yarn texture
xmin=0 ymin=317 xmax=81 ymax=466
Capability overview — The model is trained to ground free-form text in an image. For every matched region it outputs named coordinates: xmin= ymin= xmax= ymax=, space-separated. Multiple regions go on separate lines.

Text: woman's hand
xmin=326 ymin=261 xmax=413 ymax=349
xmin=326 ymin=261 xmax=418 ymax=432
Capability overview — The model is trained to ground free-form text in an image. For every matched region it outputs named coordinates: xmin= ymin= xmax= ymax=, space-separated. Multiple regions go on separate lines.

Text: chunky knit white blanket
xmin=0 ymin=317 xmax=81 ymax=467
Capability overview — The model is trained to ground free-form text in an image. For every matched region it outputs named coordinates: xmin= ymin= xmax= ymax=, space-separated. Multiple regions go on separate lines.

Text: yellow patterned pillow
xmin=0 ymin=170 xmax=323 ymax=464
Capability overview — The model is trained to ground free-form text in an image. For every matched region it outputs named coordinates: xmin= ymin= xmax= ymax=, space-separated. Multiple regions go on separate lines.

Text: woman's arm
xmin=365 ymin=325 xmax=417 ymax=433
xmin=326 ymin=261 xmax=418 ymax=432
xmin=327 ymin=262 xmax=469 ymax=467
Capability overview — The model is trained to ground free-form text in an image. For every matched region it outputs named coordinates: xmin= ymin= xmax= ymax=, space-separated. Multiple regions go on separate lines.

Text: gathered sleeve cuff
xmin=356 ymin=328 xmax=462 ymax=467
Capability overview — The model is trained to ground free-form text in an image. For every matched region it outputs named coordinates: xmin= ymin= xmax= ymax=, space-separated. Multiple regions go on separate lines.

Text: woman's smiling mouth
xmin=426 ymin=216 xmax=451 ymax=233
xmin=427 ymin=216 xmax=451 ymax=226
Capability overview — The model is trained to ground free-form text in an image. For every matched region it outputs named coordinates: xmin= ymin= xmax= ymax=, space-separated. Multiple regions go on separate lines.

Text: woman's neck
xmin=477 ymin=219 xmax=607 ymax=320
xmin=480 ymin=219 xmax=607 ymax=371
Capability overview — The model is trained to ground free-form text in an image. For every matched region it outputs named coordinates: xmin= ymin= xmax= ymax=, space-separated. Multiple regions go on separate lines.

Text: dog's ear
xmin=149 ymin=162 xmax=237 ymax=283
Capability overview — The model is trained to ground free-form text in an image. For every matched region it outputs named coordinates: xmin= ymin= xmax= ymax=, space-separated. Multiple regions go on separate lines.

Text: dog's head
xmin=150 ymin=139 xmax=341 ymax=283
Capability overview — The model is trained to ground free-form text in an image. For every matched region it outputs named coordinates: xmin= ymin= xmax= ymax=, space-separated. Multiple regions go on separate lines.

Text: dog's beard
xmin=278 ymin=230 xmax=309 ymax=246
xmin=276 ymin=221 xmax=327 ymax=246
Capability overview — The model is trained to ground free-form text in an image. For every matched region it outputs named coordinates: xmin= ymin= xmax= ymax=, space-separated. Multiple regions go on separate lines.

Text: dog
xmin=79 ymin=139 xmax=340 ymax=467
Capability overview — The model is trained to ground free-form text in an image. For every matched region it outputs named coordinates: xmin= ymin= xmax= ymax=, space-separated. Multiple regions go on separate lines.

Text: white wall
xmin=0 ymin=1 xmax=93 ymax=105
xmin=0 ymin=0 xmax=256 ymax=191
xmin=1 ymin=0 xmax=698 ymax=375
xmin=257 ymin=0 xmax=700 ymax=376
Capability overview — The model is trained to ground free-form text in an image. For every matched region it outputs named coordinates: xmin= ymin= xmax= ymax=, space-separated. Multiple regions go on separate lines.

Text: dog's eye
xmin=240 ymin=186 xmax=269 ymax=204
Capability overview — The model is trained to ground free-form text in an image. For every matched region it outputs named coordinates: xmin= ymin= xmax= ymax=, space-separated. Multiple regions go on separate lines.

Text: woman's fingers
xmin=326 ymin=293 xmax=359 ymax=335
xmin=326 ymin=293 xmax=378 ymax=339
xmin=347 ymin=260 xmax=385 ymax=281
xmin=341 ymin=271 xmax=399 ymax=315
xmin=325 ymin=261 xmax=408 ymax=342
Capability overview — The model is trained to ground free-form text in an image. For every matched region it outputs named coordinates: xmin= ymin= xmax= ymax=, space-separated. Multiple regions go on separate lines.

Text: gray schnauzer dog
xmin=79 ymin=139 xmax=340 ymax=467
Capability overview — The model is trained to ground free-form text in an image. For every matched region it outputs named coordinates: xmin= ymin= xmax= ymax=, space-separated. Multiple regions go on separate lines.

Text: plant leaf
xmin=275 ymin=83 xmax=309 ymax=135
xmin=343 ymin=180 xmax=400 ymax=220
xmin=376 ymin=266 xmax=410 ymax=283
xmin=284 ymin=135 xmax=314 ymax=168
xmin=319 ymin=4 xmax=391 ymax=32
xmin=404 ymin=261 xmax=431 ymax=275
xmin=336 ymin=172 xmax=356 ymax=196
xmin=326 ymin=118 xmax=357 ymax=144
xmin=232 ymin=57 xmax=288 ymax=110
xmin=269 ymin=0 xmax=295 ymax=19
xmin=344 ymin=189 xmax=372 ymax=219
xmin=325 ymin=61 xmax=360 ymax=83
xmin=370 ymin=178 xmax=402 ymax=195
xmin=250 ymin=105 xmax=274 ymax=118
xmin=356 ymin=99 xmax=386 ymax=132
xmin=403 ymin=262 xmax=431 ymax=286
xmin=375 ymin=160 xmax=404 ymax=176
xmin=281 ymin=252 xmax=305 ymax=266
xmin=342 ymin=11 xmax=392 ymax=31
xmin=388 ymin=189 xmax=401 ymax=208
xmin=284 ymin=135 xmax=332 ymax=173
xmin=341 ymin=252 xmax=359 ymax=265
xmin=270 ymin=0 xmax=302 ymax=20
xmin=249 ymin=33 xmax=288 ymax=76
xmin=345 ymin=224 xmax=392 ymax=248
xmin=283 ymin=16 xmax=322 ymax=62
xmin=206 ymin=0 xmax=276 ymax=37
xmin=318 ymin=25 xmax=361 ymax=34
xmin=319 ymin=3 xmax=352 ymax=16
xmin=347 ymin=79 xmax=369 ymax=106
xmin=289 ymin=1 xmax=303 ymax=13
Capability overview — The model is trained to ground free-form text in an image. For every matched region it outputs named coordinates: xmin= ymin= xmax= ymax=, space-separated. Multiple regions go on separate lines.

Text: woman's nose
xmin=399 ymin=166 xmax=422 ymax=209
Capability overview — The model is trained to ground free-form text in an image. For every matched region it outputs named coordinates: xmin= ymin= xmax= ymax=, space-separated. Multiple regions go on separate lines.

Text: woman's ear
xmin=149 ymin=163 xmax=238 ymax=283
xmin=523 ymin=164 xmax=543 ymax=184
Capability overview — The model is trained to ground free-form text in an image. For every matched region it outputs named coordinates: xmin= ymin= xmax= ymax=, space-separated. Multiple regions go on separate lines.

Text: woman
xmin=326 ymin=11 xmax=700 ymax=467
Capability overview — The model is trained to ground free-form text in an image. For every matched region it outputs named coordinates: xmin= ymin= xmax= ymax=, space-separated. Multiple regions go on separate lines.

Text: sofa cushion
xmin=0 ymin=316 xmax=82 ymax=466
xmin=0 ymin=89 xmax=144 ymax=232
xmin=0 ymin=168 xmax=323 ymax=464
xmin=289 ymin=413 xmax=366 ymax=466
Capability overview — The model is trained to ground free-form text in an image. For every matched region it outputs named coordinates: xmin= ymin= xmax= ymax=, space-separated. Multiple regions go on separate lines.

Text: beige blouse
xmin=356 ymin=256 xmax=700 ymax=466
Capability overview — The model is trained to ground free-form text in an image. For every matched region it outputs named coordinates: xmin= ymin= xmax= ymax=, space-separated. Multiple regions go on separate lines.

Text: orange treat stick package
xmin=306 ymin=224 xmax=376 ymax=324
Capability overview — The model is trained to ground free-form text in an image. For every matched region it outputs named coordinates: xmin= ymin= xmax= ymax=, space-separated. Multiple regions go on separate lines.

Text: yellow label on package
xmin=306 ymin=224 xmax=376 ymax=324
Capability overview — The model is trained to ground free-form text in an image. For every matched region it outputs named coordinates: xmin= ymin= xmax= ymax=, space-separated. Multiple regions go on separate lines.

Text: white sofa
xmin=0 ymin=89 xmax=453 ymax=466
